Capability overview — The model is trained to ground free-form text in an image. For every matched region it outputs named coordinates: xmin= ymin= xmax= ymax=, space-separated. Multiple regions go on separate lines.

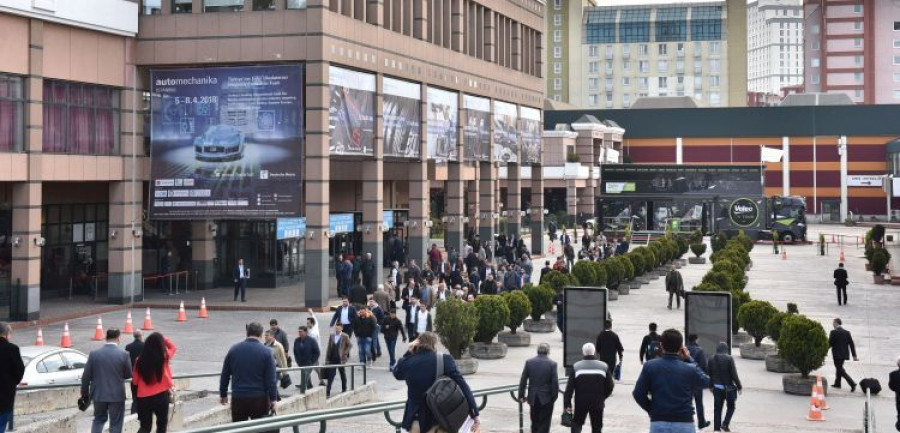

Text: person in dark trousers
xmin=368 ymin=299 xmax=385 ymax=361
xmin=349 ymin=283 xmax=368 ymax=307
xmin=381 ymin=309 xmax=408 ymax=371
xmin=393 ymin=332 xmax=480 ymax=433
xmin=596 ymin=320 xmax=624 ymax=374
xmin=124 ymin=331 xmax=144 ymax=414
xmin=132 ymin=332 xmax=177 ymax=433
xmin=362 ymin=252 xmax=377 ymax=293
xmin=0 ymin=322 xmax=25 ymax=433
xmin=829 ymin=317 xmax=858 ymax=391
xmin=82 ymin=328 xmax=133 ymax=433
xmin=554 ymin=291 xmax=565 ymax=339
xmin=518 ymin=343 xmax=559 ymax=433
xmin=665 ymin=269 xmax=684 ymax=309
xmin=329 ymin=297 xmax=358 ymax=338
xmin=686 ymin=334 xmax=711 ymax=430
xmin=888 ymin=356 xmax=900 ymax=431
xmin=354 ymin=307 xmax=378 ymax=366
xmin=335 ymin=254 xmax=345 ymax=298
xmin=707 ymin=342 xmax=741 ymax=432
xmin=564 ymin=343 xmax=615 ymax=433
xmin=233 ymin=258 xmax=249 ymax=302
xmin=539 ymin=261 xmax=552 ymax=285
xmin=324 ymin=323 xmax=352 ymax=397
xmin=833 ymin=263 xmax=849 ymax=305
xmin=219 ymin=322 xmax=278 ymax=423
xmin=293 ymin=326 xmax=320 ymax=391
xmin=639 ymin=323 xmax=662 ymax=364
xmin=269 ymin=319 xmax=290 ymax=365
xmin=633 ymin=328 xmax=711 ymax=433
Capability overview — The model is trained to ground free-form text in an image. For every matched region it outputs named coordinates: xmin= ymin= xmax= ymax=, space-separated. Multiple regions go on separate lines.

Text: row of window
xmin=143 ymin=0 xmax=305 ymax=15
xmin=585 ymin=91 xmax=721 ymax=107
xmin=576 ymin=58 xmax=721 ymax=75
xmin=584 ymin=75 xmax=721 ymax=90
xmin=583 ymin=41 xmax=720 ymax=58
xmin=583 ymin=6 xmax=723 ymax=44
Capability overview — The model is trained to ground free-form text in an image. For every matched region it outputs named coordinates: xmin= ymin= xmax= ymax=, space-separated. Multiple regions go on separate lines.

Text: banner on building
xmin=149 ymin=65 xmax=303 ymax=219
xmin=277 ymin=217 xmax=307 ymax=240
xmin=519 ymin=106 xmax=541 ymax=165
xmin=493 ymin=101 xmax=518 ymax=164
xmin=426 ymin=87 xmax=459 ymax=161
xmin=383 ymin=77 xmax=421 ymax=159
xmin=463 ymin=95 xmax=491 ymax=162
xmin=329 ymin=66 xmax=376 ymax=156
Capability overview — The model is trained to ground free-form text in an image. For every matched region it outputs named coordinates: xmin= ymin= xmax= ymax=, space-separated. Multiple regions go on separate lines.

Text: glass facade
xmin=41 ymin=203 xmax=109 ymax=298
xmin=215 ymin=221 xmax=278 ymax=288
xmin=42 ymin=80 xmax=120 ymax=155
xmin=619 ymin=9 xmax=651 ymax=43
xmin=691 ymin=6 xmax=723 ymax=41
xmin=655 ymin=7 xmax=687 ymax=42
xmin=585 ymin=9 xmax=617 ymax=44
xmin=0 ymin=73 xmax=24 ymax=153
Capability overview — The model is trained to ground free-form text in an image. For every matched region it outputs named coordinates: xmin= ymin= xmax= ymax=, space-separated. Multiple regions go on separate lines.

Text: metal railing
xmin=863 ymin=388 xmax=876 ymax=433
xmin=142 ymin=270 xmax=191 ymax=297
xmin=68 ymin=273 xmax=109 ymax=301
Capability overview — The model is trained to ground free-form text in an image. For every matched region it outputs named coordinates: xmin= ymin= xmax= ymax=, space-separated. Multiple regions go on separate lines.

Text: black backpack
xmin=426 ymin=353 xmax=470 ymax=431
xmin=859 ymin=378 xmax=882 ymax=395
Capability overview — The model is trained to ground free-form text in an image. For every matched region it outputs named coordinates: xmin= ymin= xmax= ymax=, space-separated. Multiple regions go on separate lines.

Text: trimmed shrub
xmin=690 ymin=242 xmax=707 ymax=258
xmin=692 ymin=282 xmax=721 ymax=292
xmin=617 ymin=255 xmax=635 ymax=281
xmin=872 ymin=248 xmax=890 ymax=275
xmin=701 ymin=270 xmax=734 ymax=292
xmin=603 ymin=259 xmax=624 ymax=289
xmin=433 ymin=297 xmax=479 ymax=359
xmin=501 ymin=291 xmax=532 ymax=334
xmin=589 ymin=261 xmax=608 ymax=287
xmin=712 ymin=260 xmax=746 ymax=291
xmin=787 ymin=303 xmax=799 ymax=314
xmin=690 ymin=229 xmax=704 ymax=245
xmin=711 ymin=232 xmax=728 ymax=252
xmin=572 ymin=261 xmax=597 ymax=287
xmin=731 ymin=289 xmax=751 ymax=333
xmin=736 ymin=230 xmax=754 ymax=252
xmin=777 ymin=314 xmax=829 ymax=378
xmin=873 ymin=224 xmax=886 ymax=243
xmin=628 ymin=251 xmax=645 ymax=276
xmin=473 ymin=295 xmax=510 ymax=343
xmin=641 ymin=248 xmax=657 ymax=272
xmin=737 ymin=300 xmax=779 ymax=346
xmin=676 ymin=237 xmax=689 ymax=259
xmin=766 ymin=311 xmax=788 ymax=343
xmin=523 ymin=284 xmax=556 ymax=321
xmin=544 ymin=270 xmax=577 ymax=292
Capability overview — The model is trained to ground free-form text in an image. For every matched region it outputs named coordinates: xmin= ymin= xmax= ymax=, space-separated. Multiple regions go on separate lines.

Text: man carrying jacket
xmin=707 ymin=342 xmax=742 ymax=432
xmin=519 ymin=343 xmax=559 ymax=433
xmin=564 ymin=343 xmax=615 ymax=433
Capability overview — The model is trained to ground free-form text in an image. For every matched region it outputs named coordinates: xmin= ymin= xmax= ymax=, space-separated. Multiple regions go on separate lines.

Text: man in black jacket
xmin=888 ymin=356 xmax=899 ymax=431
xmin=707 ymin=342 xmax=741 ymax=432
xmin=639 ymin=322 xmax=661 ymax=364
xmin=687 ymin=334 xmax=710 ymax=430
xmin=596 ymin=320 xmax=624 ymax=374
xmin=564 ymin=342 xmax=615 ymax=433
xmin=293 ymin=326 xmax=320 ymax=390
xmin=381 ymin=309 xmax=407 ymax=371
xmin=362 ymin=252 xmax=377 ymax=293
xmin=665 ymin=269 xmax=684 ymax=309
xmin=539 ymin=261 xmax=552 ymax=285
xmin=519 ymin=343 xmax=559 ymax=433
xmin=833 ymin=263 xmax=849 ymax=305
xmin=124 ymin=331 xmax=144 ymax=414
xmin=329 ymin=297 xmax=357 ymax=338
xmin=829 ymin=318 xmax=858 ymax=391
xmin=0 ymin=322 xmax=25 ymax=432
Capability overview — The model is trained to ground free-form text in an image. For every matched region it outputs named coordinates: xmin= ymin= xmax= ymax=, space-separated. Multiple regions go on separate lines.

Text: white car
xmin=18 ymin=346 xmax=88 ymax=388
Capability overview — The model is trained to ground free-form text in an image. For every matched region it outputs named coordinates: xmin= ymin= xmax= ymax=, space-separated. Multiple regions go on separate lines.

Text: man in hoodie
xmin=707 ymin=342 xmax=742 ymax=432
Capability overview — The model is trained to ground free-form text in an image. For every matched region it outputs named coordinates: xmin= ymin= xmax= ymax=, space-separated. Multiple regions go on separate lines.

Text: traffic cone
xmin=782 ymin=249 xmax=787 ymax=260
xmin=91 ymin=316 xmax=105 ymax=341
xmin=142 ymin=307 xmax=154 ymax=330
xmin=176 ymin=301 xmax=187 ymax=322
xmin=198 ymin=297 xmax=209 ymax=319
xmin=34 ymin=328 xmax=44 ymax=346
xmin=806 ymin=388 xmax=825 ymax=421
xmin=124 ymin=310 xmax=134 ymax=334
xmin=60 ymin=323 xmax=72 ymax=348
xmin=815 ymin=375 xmax=830 ymax=410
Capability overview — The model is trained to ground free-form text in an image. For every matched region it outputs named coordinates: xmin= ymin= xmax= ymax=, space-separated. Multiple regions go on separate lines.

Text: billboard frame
xmin=563 ymin=286 xmax=608 ymax=369
xmin=684 ymin=291 xmax=733 ymax=358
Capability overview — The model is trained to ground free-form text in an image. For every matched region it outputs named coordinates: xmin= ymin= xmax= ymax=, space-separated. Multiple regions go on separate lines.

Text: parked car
xmin=18 ymin=346 xmax=88 ymax=387
xmin=194 ymin=124 xmax=246 ymax=161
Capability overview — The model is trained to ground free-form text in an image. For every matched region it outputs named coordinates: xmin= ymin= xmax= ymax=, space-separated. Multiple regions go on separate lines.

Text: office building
xmin=747 ymin=0 xmax=804 ymax=96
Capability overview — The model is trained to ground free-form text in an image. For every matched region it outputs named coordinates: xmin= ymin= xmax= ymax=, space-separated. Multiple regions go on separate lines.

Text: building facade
xmin=546 ymin=0 xmax=595 ymax=104
xmin=747 ymin=0 xmax=804 ymax=96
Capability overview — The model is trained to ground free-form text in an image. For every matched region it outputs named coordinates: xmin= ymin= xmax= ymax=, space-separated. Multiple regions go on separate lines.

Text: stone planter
xmin=498 ymin=330 xmax=531 ymax=347
xmin=731 ymin=331 xmax=751 ymax=348
xmin=874 ymin=274 xmax=886 ymax=284
xmin=656 ymin=267 xmax=668 ymax=276
xmin=740 ymin=342 xmax=776 ymax=360
xmin=638 ymin=275 xmax=651 ymax=284
xmin=664 ymin=264 xmax=675 ymax=272
xmin=673 ymin=261 xmax=682 ymax=269
xmin=455 ymin=356 xmax=479 ymax=375
xmin=689 ymin=257 xmax=707 ymax=264
xmin=629 ymin=281 xmax=642 ymax=290
xmin=618 ymin=284 xmax=630 ymax=295
xmin=470 ymin=342 xmax=508 ymax=359
xmin=783 ymin=374 xmax=828 ymax=396
xmin=523 ymin=318 xmax=556 ymax=333
xmin=608 ymin=289 xmax=619 ymax=301
xmin=766 ymin=353 xmax=800 ymax=374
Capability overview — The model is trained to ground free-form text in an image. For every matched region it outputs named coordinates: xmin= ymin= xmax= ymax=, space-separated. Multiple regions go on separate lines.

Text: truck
xmin=766 ymin=195 xmax=807 ymax=242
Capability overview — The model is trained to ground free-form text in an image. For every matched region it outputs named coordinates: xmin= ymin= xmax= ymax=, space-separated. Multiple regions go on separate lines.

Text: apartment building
xmin=747 ymin=0 xmax=804 ymax=96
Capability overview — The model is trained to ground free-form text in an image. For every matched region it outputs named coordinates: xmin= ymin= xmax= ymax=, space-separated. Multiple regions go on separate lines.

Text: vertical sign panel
xmin=493 ymin=101 xmax=519 ymax=164
xmin=563 ymin=287 xmax=608 ymax=368
xmin=519 ymin=106 xmax=541 ymax=165
xmin=383 ymin=77 xmax=421 ymax=159
xmin=329 ymin=66 xmax=376 ymax=156
xmin=463 ymin=95 xmax=491 ymax=162
xmin=685 ymin=291 xmax=732 ymax=359
xmin=426 ymin=87 xmax=459 ymax=161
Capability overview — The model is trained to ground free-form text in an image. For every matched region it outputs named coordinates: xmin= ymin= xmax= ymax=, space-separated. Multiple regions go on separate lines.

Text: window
xmin=691 ymin=6 xmax=723 ymax=41
xmin=553 ymin=95 xmax=562 ymax=102
xmin=172 ymin=0 xmax=192 ymax=13
xmin=63 ymin=352 xmax=88 ymax=369
xmin=676 ymin=60 xmax=684 ymax=73
xmin=812 ymin=40 xmax=820 ymax=50
xmin=895 ymin=21 xmax=900 ymax=31
xmin=855 ymin=55 xmax=863 ymax=66
xmin=658 ymin=44 xmax=668 ymax=55
xmin=589 ymin=46 xmax=599 ymax=57
xmin=710 ymin=91 xmax=720 ymax=106
xmin=853 ymin=38 xmax=862 ymax=48
xmin=655 ymin=7 xmax=688 ymax=42
xmin=622 ymin=77 xmax=631 ymax=87
xmin=588 ymin=94 xmax=599 ymax=106
xmin=623 ymin=93 xmax=631 ymax=106
xmin=286 ymin=0 xmax=306 ymax=8
xmin=588 ymin=61 xmax=599 ymax=73
xmin=639 ymin=61 xmax=649 ymax=73
xmin=204 ymin=0 xmax=244 ymax=12
xmin=554 ymin=46 xmax=562 ymax=58
xmin=554 ymin=62 xmax=563 ymax=74
xmin=893 ymin=56 xmax=900 ymax=65
xmin=553 ymin=78 xmax=562 ymax=90
xmin=693 ymin=76 xmax=702 ymax=88
xmin=554 ymin=14 xmax=562 ymax=26
xmin=894 ymin=90 xmax=900 ymax=100
xmin=811 ymin=75 xmax=820 ymax=84
xmin=638 ymin=77 xmax=649 ymax=89
xmin=658 ymin=77 xmax=668 ymax=88
xmin=43 ymin=80 xmax=120 ymax=155
xmin=709 ymin=59 xmax=720 ymax=73
xmin=895 ymin=39 xmax=900 ymax=49
xmin=709 ymin=41 xmax=720 ymax=55
xmin=554 ymin=0 xmax=561 ymax=9
xmin=554 ymin=30 xmax=562 ymax=42
xmin=588 ymin=78 xmax=599 ymax=90
xmin=623 ymin=45 xmax=631 ymax=57
xmin=605 ymin=46 xmax=614 ymax=59
xmin=854 ymin=21 xmax=863 ymax=31
xmin=811 ymin=57 xmax=820 ymax=67
xmin=605 ymin=61 xmax=614 ymax=73
xmin=639 ymin=44 xmax=649 ymax=56
xmin=710 ymin=75 xmax=720 ymax=87
xmin=605 ymin=77 xmax=613 ymax=89
xmin=693 ymin=61 xmax=702 ymax=74
xmin=0 ymin=73 xmax=25 ymax=152
xmin=694 ymin=92 xmax=703 ymax=101
xmin=623 ymin=60 xmax=631 ymax=71
xmin=894 ymin=72 xmax=900 ymax=82
xmin=252 ymin=0 xmax=275 ymax=10
xmin=676 ymin=43 xmax=685 ymax=55
xmin=854 ymin=72 xmax=863 ymax=82
xmin=606 ymin=92 xmax=614 ymax=102
xmin=854 ymin=89 xmax=863 ymax=98
xmin=811 ymin=24 xmax=820 ymax=34
xmin=142 ymin=0 xmax=162 ymax=15
xmin=619 ymin=9 xmax=651 ymax=43
xmin=853 ymin=4 xmax=863 ymax=13
xmin=585 ymin=10 xmax=617 ymax=43
xmin=657 ymin=60 xmax=668 ymax=73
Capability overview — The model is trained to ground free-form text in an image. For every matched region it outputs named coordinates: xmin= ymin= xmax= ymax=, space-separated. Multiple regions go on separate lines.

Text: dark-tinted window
xmin=204 ymin=0 xmax=244 ymax=12
xmin=172 ymin=0 xmax=192 ymax=13
xmin=691 ymin=6 xmax=722 ymax=41
xmin=0 ymin=73 xmax=24 ymax=152
xmin=619 ymin=9 xmax=651 ymax=43
xmin=253 ymin=0 xmax=275 ymax=10
xmin=42 ymin=80 xmax=120 ymax=155
xmin=655 ymin=7 xmax=687 ymax=42
xmin=585 ymin=9 xmax=617 ymax=44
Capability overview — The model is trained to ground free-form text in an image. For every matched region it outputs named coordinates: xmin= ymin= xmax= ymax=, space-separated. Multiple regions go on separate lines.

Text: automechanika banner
xmin=329 ymin=66 xmax=375 ymax=156
xmin=519 ymin=106 xmax=541 ymax=165
xmin=426 ymin=87 xmax=459 ymax=161
xmin=383 ymin=77 xmax=421 ymax=159
xmin=463 ymin=95 xmax=491 ymax=162
xmin=149 ymin=65 xmax=303 ymax=219
xmin=493 ymin=101 xmax=518 ymax=164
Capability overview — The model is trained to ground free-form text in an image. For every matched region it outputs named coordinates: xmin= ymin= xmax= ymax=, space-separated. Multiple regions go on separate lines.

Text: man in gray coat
xmin=81 ymin=328 xmax=132 ymax=433
xmin=665 ymin=269 xmax=684 ymax=309
xmin=518 ymin=343 xmax=559 ymax=433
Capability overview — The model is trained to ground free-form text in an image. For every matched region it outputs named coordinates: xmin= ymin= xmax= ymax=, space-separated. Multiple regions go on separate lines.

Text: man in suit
xmin=329 ymin=297 xmax=358 ymax=338
xmin=564 ymin=343 xmax=615 ymax=433
xmin=539 ymin=261 xmax=552 ymax=285
xmin=829 ymin=318 xmax=858 ymax=391
xmin=123 ymin=331 xmax=144 ymax=414
xmin=0 ymin=322 xmax=25 ymax=433
xmin=324 ymin=324 xmax=352 ymax=397
xmin=233 ymin=258 xmax=249 ymax=302
xmin=362 ymin=252 xmax=377 ymax=293
xmin=81 ymin=328 xmax=132 ymax=433
xmin=519 ymin=343 xmax=559 ymax=433
xmin=833 ymin=263 xmax=849 ymax=305
xmin=665 ymin=269 xmax=684 ymax=309
xmin=888 ymin=356 xmax=900 ymax=431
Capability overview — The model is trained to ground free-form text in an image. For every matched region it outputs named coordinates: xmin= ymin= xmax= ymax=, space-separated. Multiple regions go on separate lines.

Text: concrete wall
xmin=14 ymin=412 xmax=78 ymax=433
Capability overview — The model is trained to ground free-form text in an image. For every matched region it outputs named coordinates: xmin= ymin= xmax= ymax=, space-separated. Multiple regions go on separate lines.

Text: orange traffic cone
xmin=142 ymin=307 xmax=154 ymax=330
xmin=815 ymin=375 xmax=829 ymax=410
xmin=91 ymin=316 xmax=105 ymax=341
xmin=60 ymin=323 xmax=72 ymax=348
xmin=806 ymin=388 xmax=825 ymax=421
xmin=124 ymin=310 xmax=134 ymax=334
xmin=176 ymin=301 xmax=187 ymax=322
xmin=782 ymin=249 xmax=787 ymax=260
xmin=198 ymin=297 xmax=209 ymax=319
xmin=34 ymin=328 xmax=44 ymax=346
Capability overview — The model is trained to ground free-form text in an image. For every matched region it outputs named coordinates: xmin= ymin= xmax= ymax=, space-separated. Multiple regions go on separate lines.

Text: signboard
xmin=519 ymin=106 xmax=541 ymax=165
xmin=383 ymin=210 xmax=395 ymax=229
xmin=149 ymin=65 xmax=304 ymax=219
xmin=563 ymin=286 xmax=607 ymax=368
xmin=848 ymin=175 xmax=883 ymax=187
xmin=329 ymin=66 xmax=376 ymax=156
xmin=463 ymin=95 xmax=491 ymax=162
xmin=685 ymin=291 xmax=732 ymax=358
xmin=493 ymin=101 xmax=518 ymax=164
xmin=276 ymin=217 xmax=306 ymax=240
xmin=605 ymin=182 xmax=636 ymax=194
xmin=728 ymin=198 xmax=760 ymax=227
xmin=426 ymin=87 xmax=459 ymax=161
xmin=893 ymin=177 xmax=900 ymax=197
xmin=383 ymin=77 xmax=421 ymax=159
xmin=329 ymin=213 xmax=355 ymax=233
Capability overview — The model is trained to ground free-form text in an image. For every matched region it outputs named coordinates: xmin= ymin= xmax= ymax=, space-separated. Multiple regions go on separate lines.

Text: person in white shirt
xmin=412 ymin=304 xmax=432 ymax=340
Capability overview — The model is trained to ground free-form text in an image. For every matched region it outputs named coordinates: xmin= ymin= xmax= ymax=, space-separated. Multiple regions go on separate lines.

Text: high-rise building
xmin=547 ymin=0 xmax=597 ymax=104
xmin=747 ymin=0 xmax=804 ymax=96
xmin=804 ymin=0 xmax=900 ymax=104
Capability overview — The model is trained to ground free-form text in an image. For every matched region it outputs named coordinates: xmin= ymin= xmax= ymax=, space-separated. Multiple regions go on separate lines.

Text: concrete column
xmin=108 ymin=181 xmax=143 ymax=304
xmin=191 ymin=221 xmax=216 ymax=291
xmin=362 ymin=75 xmax=385 ymax=284
xmin=466 ymin=179 xmax=479 ymax=239
xmin=782 ymin=136 xmax=790 ymax=196
xmin=450 ymin=0 xmax=464 ymax=52
xmin=479 ymin=163 xmax=496 ymax=246
xmin=11 ymin=183 xmax=41 ymax=320
xmin=408 ymin=162 xmax=429 ymax=266
xmin=577 ymin=185 xmax=593 ymax=223
xmin=446 ymin=163 xmax=465 ymax=254
xmin=304 ymin=61 xmax=332 ymax=308
xmin=413 ymin=0 xmax=427 ymax=40
xmin=531 ymin=165 xmax=545 ymax=256
xmin=483 ymin=10 xmax=495 ymax=63
xmin=506 ymin=164 xmax=522 ymax=236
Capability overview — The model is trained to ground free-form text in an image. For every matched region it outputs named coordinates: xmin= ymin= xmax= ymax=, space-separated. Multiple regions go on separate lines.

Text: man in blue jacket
xmin=293 ymin=326 xmax=320 ymax=391
xmin=633 ymin=328 xmax=710 ymax=433
xmin=219 ymin=322 xmax=278 ymax=423
xmin=393 ymin=332 xmax=479 ymax=432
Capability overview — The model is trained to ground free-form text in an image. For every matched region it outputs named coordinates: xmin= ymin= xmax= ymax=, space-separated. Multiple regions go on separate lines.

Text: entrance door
xmin=821 ymin=200 xmax=840 ymax=223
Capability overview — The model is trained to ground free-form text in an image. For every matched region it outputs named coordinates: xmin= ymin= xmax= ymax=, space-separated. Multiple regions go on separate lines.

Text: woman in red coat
xmin=132 ymin=332 xmax=177 ymax=432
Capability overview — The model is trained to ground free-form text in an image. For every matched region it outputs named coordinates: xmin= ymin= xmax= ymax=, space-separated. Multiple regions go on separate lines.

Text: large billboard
xmin=493 ymin=101 xmax=518 ymax=164
xmin=563 ymin=287 xmax=607 ymax=368
xmin=426 ymin=87 xmax=458 ymax=161
xmin=149 ymin=65 xmax=303 ymax=219
xmin=329 ymin=66 xmax=375 ymax=156
xmin=520 ymin=106 xmax=541 ymax=165
xmin=383 ymin=77 xmax=421 ymax=159
xmin=463 ymin=95 xmax=491 ymax=162
xmin=685 ymin=291 xmax=732 ymax=358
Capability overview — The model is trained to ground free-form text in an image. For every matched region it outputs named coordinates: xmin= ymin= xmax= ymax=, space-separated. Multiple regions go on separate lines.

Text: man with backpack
xmin=393 ymin=332 xmax=479 ymax=432
xmin=639 ymin=323 xmax=662 ymax=364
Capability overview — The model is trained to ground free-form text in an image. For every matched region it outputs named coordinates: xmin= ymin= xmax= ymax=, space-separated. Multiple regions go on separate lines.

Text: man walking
xmin=665 ymin=269 xmax=684 ymax=310
xmin=220 ymin=322 xmax=278 ymax=422
xmin=889 ymin=356 xmax=899 ymax=431
xmin=633 ymin=328 xmax=710 ymax=433
xmin=293 ymin=326 xmax=320 ymax=391
xmin=124 ymin=331 xmax=144 ymax=414
xmin=0 ymin=322 xmax=25 ymax=433
xmin=639 ymin=323 xmax=662 ymax=364
xmin=368 ymin=299 xmax=385 ymax=361
xmin=829 ymin=318 xmax=858 ymax=392
xmin=329 ymin=297 xmax=357 ymax=338
xmin=563 ymin=343 xmax=615 ymax=433
xmin=269 ymin=319 xmax=290 ymax=364
xmin=354 ymin=307 xmax=378 ymax=366
xmin=325 ymin=323 xmax=352 ymax=397
xmin=362 ymin=252 xmax=377 ymax=293
xmin=519 ymin=343 xmax=559 ymax=433
xmin=686 ymin=334 xmax=710 ymax=430
xmin=833 ymin=263 xmax=849 ymax=306
xmin=381 ymin=309 xmax=407 ymax=371
xmin=233 ymin=258 xmax=249 ymax=302
xmin=596 ymin=320 xmax=624 ymax=376
xmin=82 ymin=328 xmax=132 ymax=433
xmin=707 ymin=342 xmax=741 ymax=432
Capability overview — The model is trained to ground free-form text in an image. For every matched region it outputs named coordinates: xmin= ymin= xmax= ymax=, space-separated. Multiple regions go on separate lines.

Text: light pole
xmin=838 ymin=136 xmax=848 ymax=222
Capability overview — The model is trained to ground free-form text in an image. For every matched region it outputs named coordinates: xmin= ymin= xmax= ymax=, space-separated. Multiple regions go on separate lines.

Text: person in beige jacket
xmin=264 ymin=330 xmax=288 ymax=399
xmin=324 ymin=323 xmax=353 ymax=397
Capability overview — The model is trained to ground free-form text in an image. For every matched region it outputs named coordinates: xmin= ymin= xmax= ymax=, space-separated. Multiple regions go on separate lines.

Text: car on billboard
xmin=194 ymin=124 xmax=246 ymax=161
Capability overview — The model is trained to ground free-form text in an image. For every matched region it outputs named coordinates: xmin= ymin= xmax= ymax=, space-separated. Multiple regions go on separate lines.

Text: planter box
xmin=618 ymin=284 xmax=630 ymax=295
xmin=456 ymin=356 xmax=479 ymax=375
xmin=523 ymin=318 xmax=556 ymax=333
xmin=608 ymin=289 xmax=619 ymax=301
xmin=470 ymin=342 xmax=508 ymax=360
xmin=874 ymin=274 xmax=886 ymax=284
xmin=688 ymin=257 xmax=707 ymax=265
xmin=629 ymin=281 xmax=642 ymax=290
xmin=765 ymin=353 xmax=800 ymax=374
xmin=731 ymin=331 xmax=751 ymax=348
xmin=498 ymin=330 xmax=531 ymax=347
xmin=740 ymin=342 xmax=776 ymax=360
xmin=638 ymin=275 xmax=651 ymax=284
xmin=865 ymin=263 xmax=872 ymax=271
xmin=783 ymin=374 xmax=828 ymax=396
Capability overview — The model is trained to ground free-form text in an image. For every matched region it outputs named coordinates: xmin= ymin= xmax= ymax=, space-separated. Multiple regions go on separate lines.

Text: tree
xmin=676 ymin=237 xmax=689 ymax=259
xmin=523 ymin=284 xmax=556 ymax=321
xmin=736 ymin=230 xmax=754 ymax=252
xmin=701 ymin=270 xmax=734 ymax=292
xmin=627 ymin=251 xmax=644 ymax=276
xmin=765 ymin=311 xmax=788 ymax=343
xmin=544 ymin=270 xmax=577 ymax=292
xmin=641 ymin=248 xmax=657 ymax=272
xmin=572 ymin=261 xmax=597 ymax=287
xmin=737 ymin=300 xmax=778 ymax=346
xmin=692 ymin=282 xmax=721 ymax=292
xmin=712 ymin=260 xmax=745 ymax=291
xmin=617 ymin=255 xmax=635 ymax=282
xmin=731 ymin=289 xmax=751 ymax=334
xmin=711 ymin=232 xmax=728 ymax=253
xmin=777 ymin=315 xmax=829 ymax=378
xmin=473 ymin=295 xmax=510 ymax=343
xmin=690 ymin=242 xmax=707 ymax=258
xmin=689 ymin=228 xmax=704 ymax=245
xmin=589 ymin=261 xmax=608 ymax=287
xmin=433 ymin=297 xmax=479 ymax=359
xmin=872 ymin=248 xmax=890 ymax=276
xmin=603 ymin=259 xmax=623 ymax=289
xmin=872 ymin=224 xmax=886 ymax=243
xmin=501 ymin=291 xmax=532 ymax=334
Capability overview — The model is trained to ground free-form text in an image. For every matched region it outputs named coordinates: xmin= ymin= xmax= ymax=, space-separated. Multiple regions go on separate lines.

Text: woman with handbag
xmin=132 ymin=332 xmax=177 ymax=433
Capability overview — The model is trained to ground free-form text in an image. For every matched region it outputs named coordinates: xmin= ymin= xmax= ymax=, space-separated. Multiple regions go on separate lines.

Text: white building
xmin=747 ymin=0 xmax=804 ymax=95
